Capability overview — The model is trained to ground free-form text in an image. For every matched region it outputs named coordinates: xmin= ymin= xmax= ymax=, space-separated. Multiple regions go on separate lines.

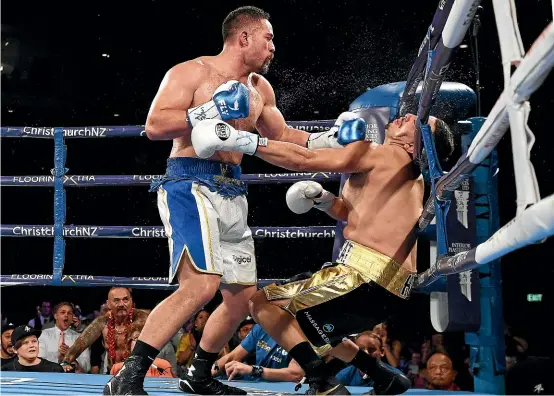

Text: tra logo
xmin=215 ymin=123 xmax=231 ymax=140
xmin=323 ymin=324 xmax=334 ymax=333
xmin=233 ymin=255 xmax=251 ymax=264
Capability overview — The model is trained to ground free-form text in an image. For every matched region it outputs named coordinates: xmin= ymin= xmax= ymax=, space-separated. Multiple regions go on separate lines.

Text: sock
xmin=130 ymin=340 xmax=160 ymax=374
xmin=350 ymin=349 xmax=380 ymax=377
xmin=325 ymin=357 xmax=348 ymax=377
xmin=187 ymin=345 xmax=220 ymax=380
xmin=289 ymin=341 xmax=327 ymax=380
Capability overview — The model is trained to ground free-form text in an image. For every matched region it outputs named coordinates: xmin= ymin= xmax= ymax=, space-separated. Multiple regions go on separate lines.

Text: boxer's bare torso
xmin=169 ymin=57 xmax=266 ymax=165
xmin=341 ymin=144 xmax=423 ymax=272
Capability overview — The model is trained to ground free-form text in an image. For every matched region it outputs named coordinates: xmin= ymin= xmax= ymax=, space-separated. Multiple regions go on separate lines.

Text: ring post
xmin=465 ymin=117 xmax=505 ymax=394
xmin=52 ymin=127 xmax=67 ymax=285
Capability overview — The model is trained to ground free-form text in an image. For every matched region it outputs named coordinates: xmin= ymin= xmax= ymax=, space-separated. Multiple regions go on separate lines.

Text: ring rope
xmin=0 ymin=274 xmax=285 ymax=289
xmin=0 ymin=172 xmax=342 ymax=186
xmin=1 ymin=224 xmax=435 ymax=239
xmin=0 ymin=120 xmax=334 ymax=139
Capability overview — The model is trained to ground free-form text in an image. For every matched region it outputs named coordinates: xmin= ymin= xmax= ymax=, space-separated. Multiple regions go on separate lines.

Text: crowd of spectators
xmin=1 ymin=289 xmax=549 ymax=395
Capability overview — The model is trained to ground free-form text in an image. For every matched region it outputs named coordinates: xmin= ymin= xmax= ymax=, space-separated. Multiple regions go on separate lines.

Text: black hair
xmin=222 ymin=6 xmax=270 ymax=42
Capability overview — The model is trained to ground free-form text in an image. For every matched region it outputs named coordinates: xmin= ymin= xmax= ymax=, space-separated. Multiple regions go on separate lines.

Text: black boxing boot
xmin=304 ymin=367 xmax=351 ymax=395
xmin=289 ymin=342 xmax=350 ymax=395
xmin=103 ymin=340 xmax=160 ymax=395
xmin=179 ymin=346 xmax=247 ymax=395
xmin=350 ymin=351 xmax=410 ymax=395
xmin=103 ymin=355 xmax=150 ymax=395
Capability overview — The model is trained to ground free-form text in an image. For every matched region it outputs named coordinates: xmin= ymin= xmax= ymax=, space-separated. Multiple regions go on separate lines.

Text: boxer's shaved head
xmin=222 ymin=6 xmax=271 ymax=42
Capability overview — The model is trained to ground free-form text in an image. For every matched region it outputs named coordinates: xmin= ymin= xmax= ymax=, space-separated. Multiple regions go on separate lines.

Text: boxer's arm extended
xmin=145 ymin=61 xmax=206 ymax=140
xmin=325 ymin=198 xmax=348 ymax=222
xmin=64 ymin=315 xmax=107 ymax=363
xmin=256 ymin=76 xmax=310 ymax=146
xmin=256 ymin=140 xmax=378 ymax=174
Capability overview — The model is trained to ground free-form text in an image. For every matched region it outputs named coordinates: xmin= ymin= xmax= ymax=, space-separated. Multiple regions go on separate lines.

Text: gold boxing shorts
xmin=263 ymin=240 xmax=416 ymax=350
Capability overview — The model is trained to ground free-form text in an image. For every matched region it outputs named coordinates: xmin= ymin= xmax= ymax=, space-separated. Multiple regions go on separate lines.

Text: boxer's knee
xmin=220 ymin=284 xmax=256 ymax=319
xmin=176 ymin=272 xmax=220 ymax=306
xmin=248 ymin=288 xmax=269 ymax=321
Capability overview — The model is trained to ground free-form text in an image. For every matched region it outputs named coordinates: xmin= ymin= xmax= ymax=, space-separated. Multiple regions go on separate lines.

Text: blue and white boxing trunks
xmin=150 ymin=157 xmax=257 ymax=285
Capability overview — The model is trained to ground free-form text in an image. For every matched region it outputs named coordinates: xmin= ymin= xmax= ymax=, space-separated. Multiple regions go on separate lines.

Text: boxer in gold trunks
xmin=190 ymin=112 xmax=455 ymax=394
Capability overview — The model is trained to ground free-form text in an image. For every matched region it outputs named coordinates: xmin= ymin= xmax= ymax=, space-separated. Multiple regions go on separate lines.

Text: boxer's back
xmin=170 ymin=57 xmax=265 ymax=164
xmin=341 ymin=145 xmax=423 ymax=272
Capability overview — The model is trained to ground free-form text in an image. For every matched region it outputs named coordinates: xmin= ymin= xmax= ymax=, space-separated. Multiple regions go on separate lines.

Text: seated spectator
xmin=213 ymin=324 xmax=303 ymax=383
xmin=422 ymin=333 xmax=448 ymax=364
xmin=1 ymin=325 xmax=64 ymax=372
xmin=28 ymin=301 xmax=54 ymax=330
xmin=176 ymin=309 xmax=210 ymax=369
xmin=111 ymin=321 xmax=175 ymax=378
xmin=405 ymin=351 xmax=424 ymax=385
xmin=419 ymin=352 xmax=460 ymax=391
xmin=373 ymin=322 xmax=402 ymax=368
xmin=38 ymin=302 xmax=90 ymax=373
xmin=1 ymin=323 xmax=17 ymax=365
xmin=226 ymin=316 xmax=256 ymax=365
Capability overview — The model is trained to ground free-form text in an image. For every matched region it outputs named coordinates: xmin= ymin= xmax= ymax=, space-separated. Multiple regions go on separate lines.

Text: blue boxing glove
xmin=337 ymin=118 xmax=367 ymax=145
xmin=307 ymin=111 xmax=367 ymax=149
xmin=187 ymin=80 xmax=250 ymax=128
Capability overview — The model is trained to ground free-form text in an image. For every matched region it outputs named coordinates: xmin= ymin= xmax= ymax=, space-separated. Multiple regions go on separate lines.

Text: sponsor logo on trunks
xmin=323 ymin=324 xmax=334 ymax=333
xmin=232 ymin=255 xmax=252 ymax=264
xmin=304 ymin=312 xmax=332 ymax=345
xmin=215 ymin=123 xmax=231 ymax=140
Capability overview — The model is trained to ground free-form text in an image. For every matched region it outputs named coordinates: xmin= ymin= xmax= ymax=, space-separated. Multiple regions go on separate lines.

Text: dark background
xmin=1 ymin=0 xmax=552 ymax=354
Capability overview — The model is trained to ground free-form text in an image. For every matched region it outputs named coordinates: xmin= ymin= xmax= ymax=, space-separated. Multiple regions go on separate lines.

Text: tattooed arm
xmin=64 ymin=315 xmax=108 ymax=363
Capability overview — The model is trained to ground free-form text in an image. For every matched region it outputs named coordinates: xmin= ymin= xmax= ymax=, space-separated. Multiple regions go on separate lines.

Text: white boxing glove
xmin=191 ymin=119 xmax=267 ymax=158
xmin=286 ymin=181 xmax=336 ymax=214
xmin=306 ymin=111 xmax=358 ymax=149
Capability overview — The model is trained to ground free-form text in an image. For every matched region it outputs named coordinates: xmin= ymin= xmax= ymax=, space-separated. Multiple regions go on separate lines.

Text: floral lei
xmin=106 ymin=308 xmax=134 ymax=364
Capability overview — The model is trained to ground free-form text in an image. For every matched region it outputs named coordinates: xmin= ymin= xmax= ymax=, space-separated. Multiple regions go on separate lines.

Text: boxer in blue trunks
xmin=104 ymin=6 xmax=363 ymax=396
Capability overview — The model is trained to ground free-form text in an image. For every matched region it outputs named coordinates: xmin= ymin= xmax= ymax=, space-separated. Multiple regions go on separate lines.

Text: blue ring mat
xmin=0 ymin=372 xmax=477 ymax=395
